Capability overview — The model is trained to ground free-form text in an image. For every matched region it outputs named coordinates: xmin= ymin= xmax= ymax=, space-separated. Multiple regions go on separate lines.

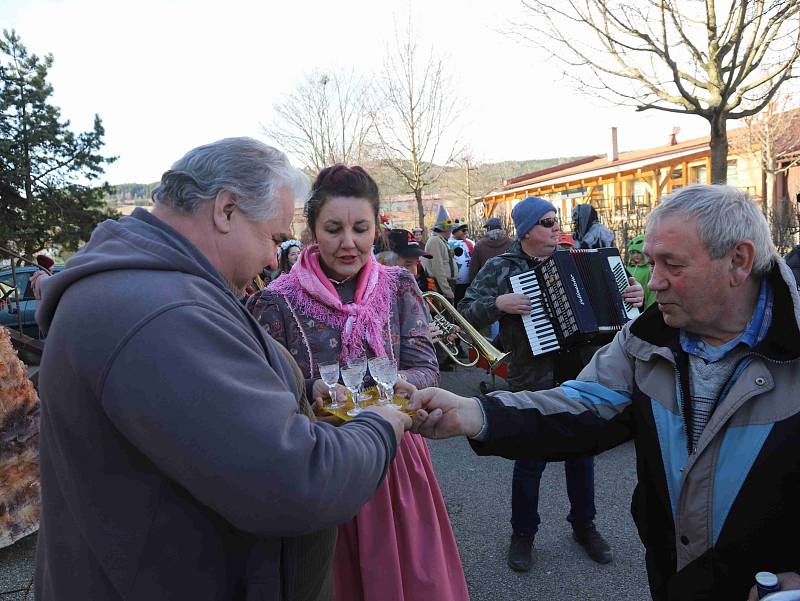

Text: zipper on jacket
xmin=672 ymin=352 xmax=694 ymax=457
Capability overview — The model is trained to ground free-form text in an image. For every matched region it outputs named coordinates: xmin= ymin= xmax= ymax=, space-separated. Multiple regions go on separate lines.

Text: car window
xmin=0 ymin=271 xmax=31 ymax=300
xmin=22 ymin=279 xmax=35 ymax=301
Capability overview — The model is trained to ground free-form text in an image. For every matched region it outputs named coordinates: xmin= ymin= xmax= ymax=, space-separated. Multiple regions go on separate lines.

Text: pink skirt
xmin=332 ymin=432 xmax=469 ymax=601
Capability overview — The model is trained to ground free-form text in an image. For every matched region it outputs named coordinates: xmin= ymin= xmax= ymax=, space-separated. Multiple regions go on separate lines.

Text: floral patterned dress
xmin=248 ymin=269 xmax=469 ymax=601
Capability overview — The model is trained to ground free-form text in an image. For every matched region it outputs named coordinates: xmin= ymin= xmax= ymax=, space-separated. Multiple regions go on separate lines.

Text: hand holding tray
xmin=322 ymin=386 xmax=416 ymax=422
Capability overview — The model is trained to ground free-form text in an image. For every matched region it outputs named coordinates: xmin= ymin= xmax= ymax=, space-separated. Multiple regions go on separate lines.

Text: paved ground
xmin=0 ymin=367 xmax=649 ymax=600
xmin=0 ymin=533 xmax=35 ymax=600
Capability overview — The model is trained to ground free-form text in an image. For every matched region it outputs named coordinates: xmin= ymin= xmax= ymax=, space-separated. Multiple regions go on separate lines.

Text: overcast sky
xmin=2 ymin=0 xmax=713 ymax=184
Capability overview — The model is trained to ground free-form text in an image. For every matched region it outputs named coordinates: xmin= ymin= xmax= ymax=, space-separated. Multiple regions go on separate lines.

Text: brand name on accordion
xmin=570 ymin=274 xmax=585 ymax=306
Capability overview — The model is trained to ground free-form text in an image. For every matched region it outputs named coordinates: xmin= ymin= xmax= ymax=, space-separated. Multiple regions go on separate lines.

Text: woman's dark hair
xmin=279 ymin=243 xmax=301 ymax=274
xmin=305 ymin=164 xmax=380 ymax=235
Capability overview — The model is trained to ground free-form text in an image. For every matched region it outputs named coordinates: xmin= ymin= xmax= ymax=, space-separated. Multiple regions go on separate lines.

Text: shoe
xmin=573 ymin=525 xmax=612 ymax=564
xmin=507 ymin=534 xmax=534 ymax=572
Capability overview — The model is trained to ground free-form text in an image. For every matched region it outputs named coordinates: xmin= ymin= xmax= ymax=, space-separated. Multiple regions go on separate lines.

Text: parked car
xmin=0 ymin=264 xmax=63 ymax=338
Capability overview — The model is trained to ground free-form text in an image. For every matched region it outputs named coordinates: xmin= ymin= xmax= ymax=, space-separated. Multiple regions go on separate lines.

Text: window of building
xmin=690 ymin=165 xmax=707 ymax=184
xmin=632 ymin=180 xmax=649 ymax=206
xmin=727 ymin=160 xmax=738 ymax=186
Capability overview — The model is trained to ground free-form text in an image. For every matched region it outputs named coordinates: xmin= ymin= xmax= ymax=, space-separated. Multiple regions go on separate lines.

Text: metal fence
xmin=589 ymin=188 xmax=798 ymax=255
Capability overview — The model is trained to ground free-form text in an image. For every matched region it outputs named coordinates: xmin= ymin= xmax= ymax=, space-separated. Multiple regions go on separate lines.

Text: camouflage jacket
xmin=457 ymin=240 xmax=553 ymax=391
xmin=458 ymin=240 xmax=599 ymax=392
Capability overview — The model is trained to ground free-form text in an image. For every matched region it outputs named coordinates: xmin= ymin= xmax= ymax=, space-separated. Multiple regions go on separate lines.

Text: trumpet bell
xmin=422 ymin=291 xmax=509 ymax=371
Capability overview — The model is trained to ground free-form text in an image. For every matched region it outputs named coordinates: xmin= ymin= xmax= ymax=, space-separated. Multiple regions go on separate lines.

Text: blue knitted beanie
xmin=512 ymin=196 xmax=557 ymax=239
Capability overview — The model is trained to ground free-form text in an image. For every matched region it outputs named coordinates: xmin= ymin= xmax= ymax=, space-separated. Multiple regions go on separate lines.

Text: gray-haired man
xmin=411 ymin=184 xmax=800 ymax=600
xmin=35 ymin=138 xmax=410 ymax=601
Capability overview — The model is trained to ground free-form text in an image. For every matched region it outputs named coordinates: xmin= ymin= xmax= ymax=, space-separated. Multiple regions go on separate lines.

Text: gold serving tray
xmin=322 ymin=386 xmax=415 ymax=422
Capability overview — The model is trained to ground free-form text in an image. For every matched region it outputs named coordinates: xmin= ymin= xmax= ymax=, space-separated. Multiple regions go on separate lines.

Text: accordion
xmin=509 ymin=248 xmax=640 ymax=356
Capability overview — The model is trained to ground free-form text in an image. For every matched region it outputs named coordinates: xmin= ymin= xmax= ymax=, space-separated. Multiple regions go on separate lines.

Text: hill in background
xmin=104 ymin=156 xmax=583 ymax=226
xmin=106 ymin=182 xmax=160 ymax=207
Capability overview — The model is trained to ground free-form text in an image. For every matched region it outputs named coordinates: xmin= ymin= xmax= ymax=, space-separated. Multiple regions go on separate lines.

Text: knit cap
xmin=511 ymin=196 xmax=557 ymax=239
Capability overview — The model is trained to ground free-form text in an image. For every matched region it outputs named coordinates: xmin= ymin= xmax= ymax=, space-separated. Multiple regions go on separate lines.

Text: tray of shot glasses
xmin=322 ymin=386 xmax=416 ymax=422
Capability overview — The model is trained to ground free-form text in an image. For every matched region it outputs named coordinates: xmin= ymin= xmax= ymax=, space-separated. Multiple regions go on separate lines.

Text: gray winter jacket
xmin=472 ymin=260 xmax=800 ymax=600
xmin=34 ymin=208 xmax=396 ymax=601
xmin=572 ymin=204 xmax=615 ymax=249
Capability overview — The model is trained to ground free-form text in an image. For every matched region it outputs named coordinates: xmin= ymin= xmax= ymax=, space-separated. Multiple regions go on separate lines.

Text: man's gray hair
xmin=646 ymin=184 xmax=778 ymax=275
xmin=151 ymin=137 xmax=308 ymax=221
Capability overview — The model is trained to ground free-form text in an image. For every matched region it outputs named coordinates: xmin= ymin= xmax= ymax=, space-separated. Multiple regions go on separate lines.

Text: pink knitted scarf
xmin=268 ymin=244 xmax=401 ymax=362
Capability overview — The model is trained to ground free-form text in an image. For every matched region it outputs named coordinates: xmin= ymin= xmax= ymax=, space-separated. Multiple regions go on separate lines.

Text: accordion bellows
xmin=0 ymin=326 xmax=40 ymax=548
xmin=509 ymin=248 xmax=640 ymax=356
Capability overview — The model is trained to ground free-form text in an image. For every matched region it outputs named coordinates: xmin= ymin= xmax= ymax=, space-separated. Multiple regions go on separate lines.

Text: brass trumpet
xmin=422 ymin=291 xmax=509 ymax=370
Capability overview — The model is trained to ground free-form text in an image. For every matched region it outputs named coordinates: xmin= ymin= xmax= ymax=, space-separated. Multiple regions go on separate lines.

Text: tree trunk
xmin=415 ymin=188 xmax=425 ymax=229
xmin=709 ymin=114 xmax=728 ymax=185
xmin=19 ymin=85 xmax=35 ymax=206
xmin=765 ymin=167 xmax=775 ymax=231
xmin=764 ymin=132 xmax=776 ymax=228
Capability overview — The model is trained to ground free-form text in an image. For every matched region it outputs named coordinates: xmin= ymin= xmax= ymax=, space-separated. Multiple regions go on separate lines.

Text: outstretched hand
xmin=407 ymin=387 xmax=484 ymax=439
xmin=363 ymin=406 xmax=412 ymax=447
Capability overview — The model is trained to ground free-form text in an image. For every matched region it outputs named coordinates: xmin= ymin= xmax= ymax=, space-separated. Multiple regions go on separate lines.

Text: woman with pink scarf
xmin=247 ymin=165 xmax=469 ymax=601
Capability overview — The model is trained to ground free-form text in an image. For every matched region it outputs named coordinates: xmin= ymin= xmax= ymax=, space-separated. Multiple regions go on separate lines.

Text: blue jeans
xmin=511 ymin=456 xmax=597 ymax=537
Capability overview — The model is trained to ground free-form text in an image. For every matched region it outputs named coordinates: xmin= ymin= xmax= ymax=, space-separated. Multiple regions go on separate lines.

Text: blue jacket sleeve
xmin=470 ymin=328 xmax=637 ymax=460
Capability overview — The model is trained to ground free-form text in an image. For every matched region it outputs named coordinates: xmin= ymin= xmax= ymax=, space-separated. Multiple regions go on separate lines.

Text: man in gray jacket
xmin=412 ymin=184 xmax=800 ymax=600
xmin=34 ymin=137 xmax=410 ymax=601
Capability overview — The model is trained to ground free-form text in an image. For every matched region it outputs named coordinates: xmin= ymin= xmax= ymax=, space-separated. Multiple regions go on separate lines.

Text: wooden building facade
xmin=480 ymin=129 xmax=770 ymax=233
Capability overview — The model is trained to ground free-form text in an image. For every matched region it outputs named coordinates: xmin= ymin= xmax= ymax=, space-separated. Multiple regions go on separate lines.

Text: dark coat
xmin=468 ymin=233 xmax=513 ymax=281
xmin=472 ymin=261 xmax=800 ymax=600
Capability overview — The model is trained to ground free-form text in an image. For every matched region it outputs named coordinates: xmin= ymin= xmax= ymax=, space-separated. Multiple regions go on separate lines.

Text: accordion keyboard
xmin=509 ymin=270 xmax=561 ymax=355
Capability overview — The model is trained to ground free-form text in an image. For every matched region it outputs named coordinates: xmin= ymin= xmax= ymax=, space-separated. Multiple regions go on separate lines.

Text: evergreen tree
xmin=0 ymin=29 xmax=118 ymax=257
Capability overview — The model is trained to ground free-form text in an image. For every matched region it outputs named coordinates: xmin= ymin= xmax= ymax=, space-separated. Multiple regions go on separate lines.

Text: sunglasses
xmin=537 ymin=217 xmax=560 ymax=229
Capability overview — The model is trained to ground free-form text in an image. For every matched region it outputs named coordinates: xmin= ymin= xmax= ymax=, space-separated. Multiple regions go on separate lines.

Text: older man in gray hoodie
xmin=34 ymin=137 xmax=410 ymax=601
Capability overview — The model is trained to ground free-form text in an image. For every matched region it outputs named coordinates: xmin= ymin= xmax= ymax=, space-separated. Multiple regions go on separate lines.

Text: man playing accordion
xmin=458 ymin=196 xmax=644 ymax=572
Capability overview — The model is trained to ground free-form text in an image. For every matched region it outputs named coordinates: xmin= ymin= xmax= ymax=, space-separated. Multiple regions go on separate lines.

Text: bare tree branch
xmin=265 ymin=70 xmax=375 ymax=173
xmin=513 ymin=0 xmax=800 ymax=182
xmin=371 ymin=23 xmax=461 ymax=228
xmin=731 ymin=88 xmax=800 ymax=246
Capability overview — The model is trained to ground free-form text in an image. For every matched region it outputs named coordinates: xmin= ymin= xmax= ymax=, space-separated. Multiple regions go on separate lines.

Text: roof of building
xmin=485 ymin=111 xmax=800 ymax=203
xmin=501 ymin=135 xmax=710 ymax=193
xmin=503 ymin=155 xmax=602 ymax=186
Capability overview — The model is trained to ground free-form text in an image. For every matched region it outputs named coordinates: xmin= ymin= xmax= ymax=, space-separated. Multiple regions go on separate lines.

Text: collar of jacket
xmin=629 ymin=260 xmax=800 ymax=362
xmin=498 ymin=239 xmax=539 ymax=263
